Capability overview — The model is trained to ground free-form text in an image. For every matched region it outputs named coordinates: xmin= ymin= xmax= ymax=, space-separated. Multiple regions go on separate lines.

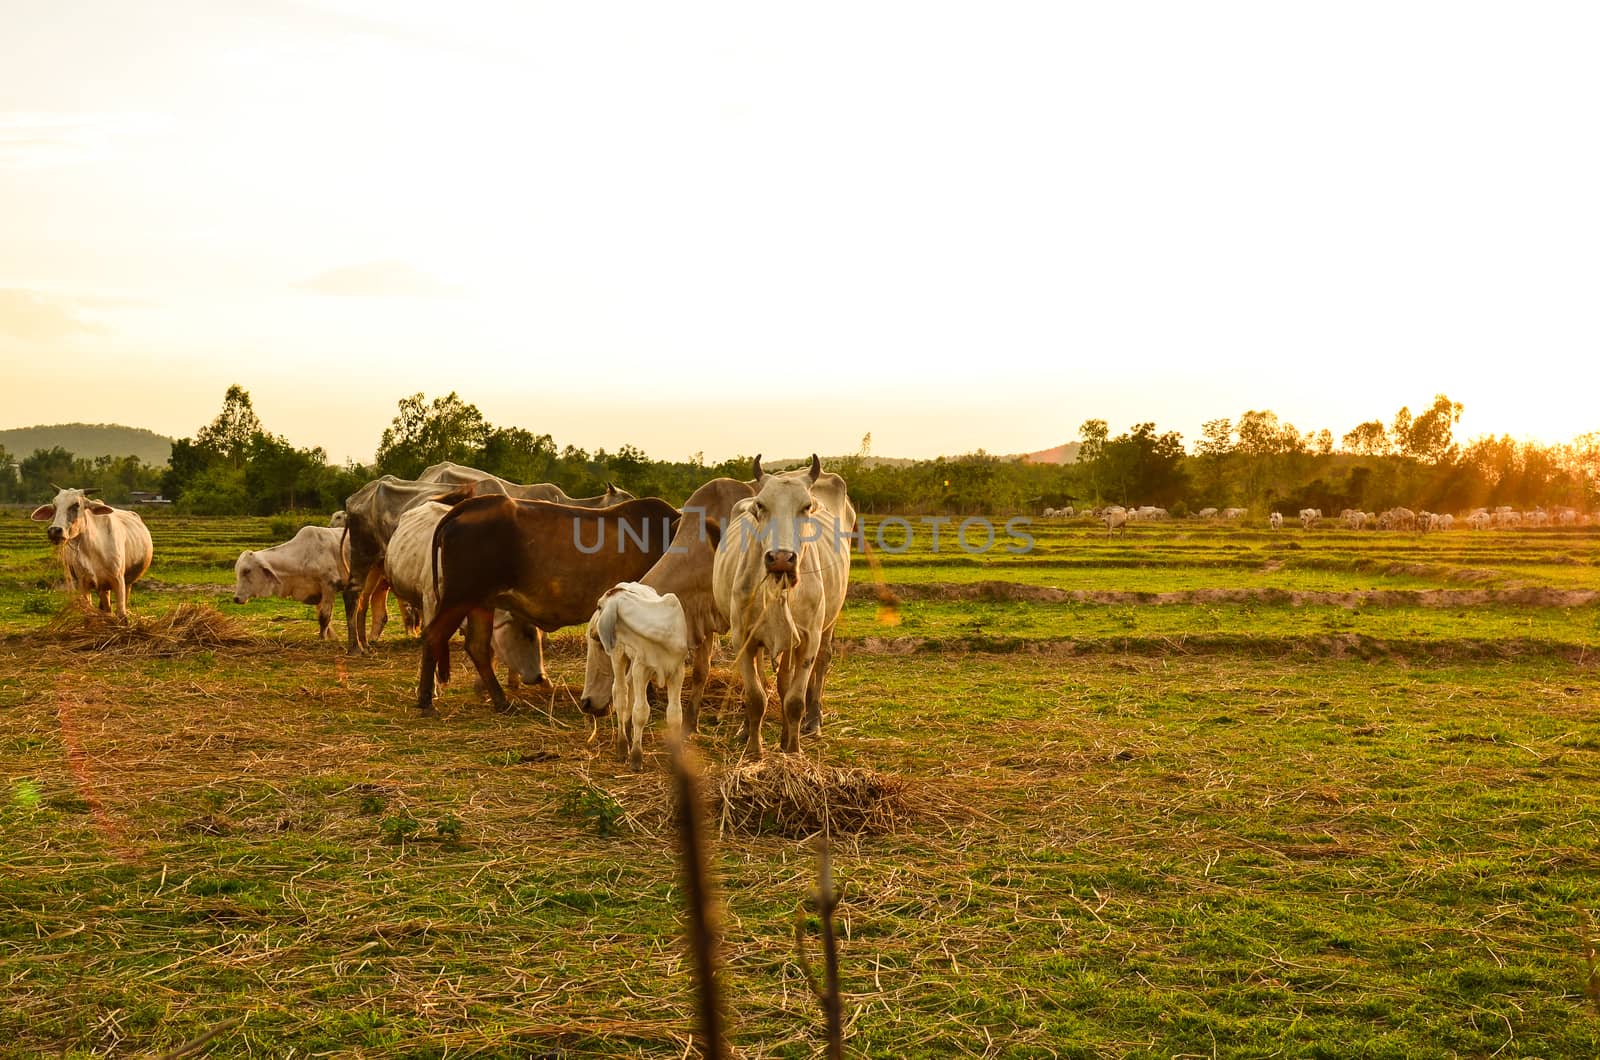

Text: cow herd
xmin=29 ymin=456 xmax=855 ymax=768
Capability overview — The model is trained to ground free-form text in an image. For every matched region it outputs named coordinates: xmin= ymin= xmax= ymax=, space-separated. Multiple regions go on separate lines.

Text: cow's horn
xmin=49 ymin=482 xmax=65 ymax=492
xmin=752 ymin=454 xmax=764 ymax=481
xmin=808 ymin=453 xmax=821 ymax=482
xmin=82 ymin=487 xmax=101 ymax=496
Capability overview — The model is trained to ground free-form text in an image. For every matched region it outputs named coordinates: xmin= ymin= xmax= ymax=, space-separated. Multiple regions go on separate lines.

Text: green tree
xmin=478 ymin=427 xmax=557 ymax=484
xmin=375 ymin=392 xmax=492 ymax=478
xmin=195 ymin=384 xmax=264 ymax=469
xmin=1399 ymin=394 xmax=1463 ymax=464
xmin=1193 ymin=418 xmax=1233 ymax=504
xmin=1342 ymin=420 xmax=1389 ymax=456
xmin=18 ymin=447 xmax=76 ymax=499
xmin=1077 ymin=419 xmax=1109 ymax=503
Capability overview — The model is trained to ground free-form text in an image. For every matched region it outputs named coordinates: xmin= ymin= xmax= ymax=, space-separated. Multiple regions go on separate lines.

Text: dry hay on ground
xmin=33 ymin=600 xmax=257 ymax=655
xmin=715 ymin=754 xmax=911 ymax=837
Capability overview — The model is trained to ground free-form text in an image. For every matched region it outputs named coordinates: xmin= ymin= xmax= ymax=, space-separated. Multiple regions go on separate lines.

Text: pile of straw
xmin=715 ymin=754 xmax=910 ymax=837
xmin=36 ymin=601 xmax=257 ymax=655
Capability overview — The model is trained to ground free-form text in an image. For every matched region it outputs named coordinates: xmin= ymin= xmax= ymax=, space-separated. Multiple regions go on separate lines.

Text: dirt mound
xmin=838 ymin=632 xmax=1594 ymax=664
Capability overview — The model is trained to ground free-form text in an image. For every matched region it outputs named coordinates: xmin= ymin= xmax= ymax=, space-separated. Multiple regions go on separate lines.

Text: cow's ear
xmin=87 ymin=503 xmax=115 ymax=516
xmin=29 ymin=505 xmax=54 ymax=522
xmin=703 ymin=517 xmax=722 ymax=552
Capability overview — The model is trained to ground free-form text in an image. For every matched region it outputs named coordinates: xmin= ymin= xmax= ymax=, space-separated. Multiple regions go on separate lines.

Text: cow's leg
xmin=610 ymin=653 xmax=631 ymax=762
xmin=737 ymin=643 xmax=769 ymax=760
xmin=665 ymin=665 xmax=685 ymax=744
xmin=777 ymin=650 xmax=813 ymax=755
xmin=463 ymin=609 xmax=510 ymax=712
xmin=316 ymin=592 xmax=334 ymax=639
xmin=802 ymin=628 xmax=835 ymax=735
xmin=627 ymin=663 xmax=652 ymax=772
xmin=339 ymin=587 xmax=360 ymax=647
xmin=402 ymin=601 xmax=420 ymax=637
xmin=417 ymin=602 xmax=469 ymax=712
xmin=351 ymin=566 xmax=386 ymax=653
xmin=369 ymin=582 xmax=390 ymax=641
xmin=684 ymin=635 xmax=714 ymax=736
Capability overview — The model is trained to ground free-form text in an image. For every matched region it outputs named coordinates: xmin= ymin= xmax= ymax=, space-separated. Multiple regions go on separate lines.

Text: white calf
xmin=587 ymin=583 xmax=689 ymax=771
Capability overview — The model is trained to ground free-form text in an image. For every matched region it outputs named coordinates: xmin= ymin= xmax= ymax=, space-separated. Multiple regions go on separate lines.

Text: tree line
xmin=2 ymin=388 xmax=1595 ymax=517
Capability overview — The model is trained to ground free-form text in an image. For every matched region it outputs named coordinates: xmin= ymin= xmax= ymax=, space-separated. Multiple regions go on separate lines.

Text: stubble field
xmin=1 ymin=509 xmax=1598 ymax=1058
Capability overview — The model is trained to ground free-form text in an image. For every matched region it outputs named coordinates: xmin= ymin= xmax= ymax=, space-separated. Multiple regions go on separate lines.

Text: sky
xmin=2 ymin=1 xmax=1597 ymax=466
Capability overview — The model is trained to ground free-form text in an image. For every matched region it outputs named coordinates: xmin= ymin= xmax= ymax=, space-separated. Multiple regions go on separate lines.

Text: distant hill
xmin=0 ymin=423 xmax=174 ymax=466
xmin=1017 ymin=441 xmax=1080 ymax=465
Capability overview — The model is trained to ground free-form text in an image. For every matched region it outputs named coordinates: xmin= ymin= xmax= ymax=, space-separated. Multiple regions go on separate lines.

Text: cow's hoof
xmin=800 ymin=717 xmax=822 ymax=737
xmin=628 ymin=749 xmax=644 ymax=772
xmin=417 ymin=706 xmax=436 ymax=717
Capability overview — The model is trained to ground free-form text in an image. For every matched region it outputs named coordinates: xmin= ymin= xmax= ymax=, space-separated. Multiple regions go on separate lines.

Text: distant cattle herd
xmin=27 ymin=477 xmax=1591 ymax=766
xmin=1036 ymin=503 xmax=1592 ymax=536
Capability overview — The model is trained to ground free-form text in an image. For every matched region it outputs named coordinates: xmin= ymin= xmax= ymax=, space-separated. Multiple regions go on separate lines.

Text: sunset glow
xmin=3 ymin=2 xmax=1597 ymax=462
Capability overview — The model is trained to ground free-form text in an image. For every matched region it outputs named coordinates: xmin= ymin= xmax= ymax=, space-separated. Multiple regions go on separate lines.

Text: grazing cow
xmin=580 ymin=476 xmax=753 ymax=732
xmin=1269 ymin=511 xmax=1283 ymax=530
xmin=30 ymin=487 xmax=153 ymax=619
xmin=418 ymin=495 xmax=682 ymax=714
xmin=1298 ymin=508 xmax=1321 ymax=529
xmin=1100 ymin=506 xmax=1128 ymax=536
xmin=585 ymin=582 xmax=689 ymax=771
xmin=232 ymin=525 xmax=353 ymax=639
xmin=1197 ymin=507 xmax=1219 ymax=519
xmin=713 ymin=455 xmax=852 ymax=759
xmin=1220 ymin=507 xmax=1247 ymax=520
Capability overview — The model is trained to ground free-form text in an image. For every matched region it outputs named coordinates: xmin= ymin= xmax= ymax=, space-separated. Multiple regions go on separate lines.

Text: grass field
xmin=2 ymin=508 xmax=1599 ymax=1057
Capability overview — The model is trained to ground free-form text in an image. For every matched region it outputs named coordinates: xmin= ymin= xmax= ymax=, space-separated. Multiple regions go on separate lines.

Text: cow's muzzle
xmin=233 ymin=596 xmax=245 ymax=605
xmin=46 ymin=527 xmax=65 ymax=544
xmin=579 ymin=696 xmax=612 ymax=718
xmin=764 ymin=549 xmax=798 ymax=583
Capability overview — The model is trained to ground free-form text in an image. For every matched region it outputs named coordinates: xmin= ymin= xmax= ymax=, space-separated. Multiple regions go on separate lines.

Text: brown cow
xmin=417 ymin=495 xmax=682 ymax=714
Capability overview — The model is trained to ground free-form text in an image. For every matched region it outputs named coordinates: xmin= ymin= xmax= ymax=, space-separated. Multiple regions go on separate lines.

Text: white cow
xmin=712 ymin=455 xmax=851 ymax=759
xmin=31 ymin=487 xmax=154 ymax=619
xmin=233 ymin=525 xmax=350 ymax=639
xmin=1269 ymin=511 xmax=1283 ymax=530
xmin=1299 ymin=508 xmax=1321 ymax=529
xmin=1197 ymin=507 xmax=1219 ymax=519
xmin=1220 ymin=507 xmax=1247 ymax=520
xmin=1100 ymin=505 xmax=1128 ymax=536
xmin=585 ymin=582 xmax=689 ymax=771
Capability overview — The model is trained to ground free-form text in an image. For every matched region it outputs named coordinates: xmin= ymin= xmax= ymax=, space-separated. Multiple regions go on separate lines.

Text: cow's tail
xmin=337 ymin=524 xmax=351 ymax=589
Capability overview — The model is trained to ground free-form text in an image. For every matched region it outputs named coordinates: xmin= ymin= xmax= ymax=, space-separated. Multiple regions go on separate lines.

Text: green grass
xmin=1 ymin=511 xmax=1599 ymax=1055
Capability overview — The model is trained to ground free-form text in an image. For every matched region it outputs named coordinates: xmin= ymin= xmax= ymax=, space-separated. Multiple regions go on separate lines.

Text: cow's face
xmin=747 ymin=456 xmax=825 ymax=587
xmin=30 ymin=488 xmax=113 ymax=545
xmin=579 ymin=607 xmax=616 ymax=717
xmin=232 ymin=552 xmax=277 ymax=604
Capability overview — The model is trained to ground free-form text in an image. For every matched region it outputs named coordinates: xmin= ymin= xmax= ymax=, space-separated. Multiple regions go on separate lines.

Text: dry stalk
xmin=668 ymin=732 xmax=729 ymax=1060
